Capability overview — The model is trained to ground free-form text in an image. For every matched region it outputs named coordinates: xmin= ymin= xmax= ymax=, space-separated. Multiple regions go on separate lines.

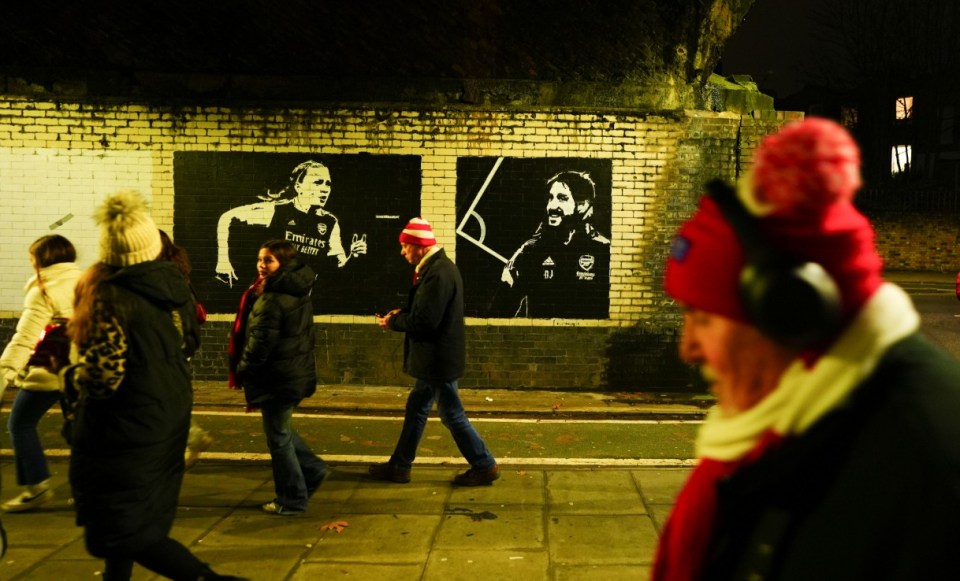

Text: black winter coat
xmin=389 ymin=248 xmax=465 ymax=381
xmin=704 ymin=333 xmax=960 ymax=581
xmin=237 ymin=260 xmax=317 ymax=405
xmin=67 ymin=261 xmax=193 ymax=557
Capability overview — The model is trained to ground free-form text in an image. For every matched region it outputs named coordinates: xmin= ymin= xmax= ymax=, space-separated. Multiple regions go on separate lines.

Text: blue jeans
xmin=389 ymin=379 xmax=496 ymax=471
xmin=259 ymin=401 xmax=328 ymax=511
xmin=7 ymin=389 xmax=61 ymax=486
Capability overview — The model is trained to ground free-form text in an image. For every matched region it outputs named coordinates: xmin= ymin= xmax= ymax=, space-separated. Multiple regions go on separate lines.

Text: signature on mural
xmin=215 ymin=160 xmax=368 ymax=287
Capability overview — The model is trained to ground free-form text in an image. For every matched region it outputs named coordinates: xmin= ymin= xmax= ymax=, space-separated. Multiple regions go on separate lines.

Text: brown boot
xmin=368 ymin=462 xmax=411 ymax=483
xmin=453 ymin=464 xmax=500 ymax=486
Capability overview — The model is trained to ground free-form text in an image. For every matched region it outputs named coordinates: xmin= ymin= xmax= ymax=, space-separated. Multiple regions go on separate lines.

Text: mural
xmin=173 ymin=152 xmax=421 ymax=315
xmin=214 ymin=160 xmax=369 ymax=285
xmin=456 ymin=157 xmax=612 ymax=319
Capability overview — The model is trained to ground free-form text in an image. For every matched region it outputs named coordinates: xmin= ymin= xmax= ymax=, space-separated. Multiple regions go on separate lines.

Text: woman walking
xmin=63 ymin=191 xmax=244 ymax=580
xmin=0 ymin=235 xmax=81 ymax=512
xmin=229 ymin=240 xmax=327 ymax=516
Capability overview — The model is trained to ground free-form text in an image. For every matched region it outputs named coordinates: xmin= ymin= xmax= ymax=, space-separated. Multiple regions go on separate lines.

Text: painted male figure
xmin=501 ymin=170 xmax=610 ymax=318
xmin=371 ymin=217 xmax=499 ymax=486
xmin=653 ymin=118 xmax=960 ymax=579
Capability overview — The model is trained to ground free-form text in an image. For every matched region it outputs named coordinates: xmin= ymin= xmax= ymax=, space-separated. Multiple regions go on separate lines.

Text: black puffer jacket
xmin=67 ymin=260 xmax=193 ymax=556
xmin=238 ymin=259 xmax=316 ymax=405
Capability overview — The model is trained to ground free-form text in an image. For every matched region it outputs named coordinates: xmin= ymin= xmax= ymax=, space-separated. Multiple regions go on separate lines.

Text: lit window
xmin=891 ymin=145 xmax=912 ymax=174
xmin=896 ymin=97 xmax=913 ymax=120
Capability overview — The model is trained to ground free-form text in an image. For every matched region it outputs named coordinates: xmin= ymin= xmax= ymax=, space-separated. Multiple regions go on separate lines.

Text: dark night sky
xmin=720 ymin=0 xmax=813 ymax=99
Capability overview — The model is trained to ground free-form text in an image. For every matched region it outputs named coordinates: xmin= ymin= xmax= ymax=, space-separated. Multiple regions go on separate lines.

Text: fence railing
xmin=856 ymin=188 xmax=960 ymax=213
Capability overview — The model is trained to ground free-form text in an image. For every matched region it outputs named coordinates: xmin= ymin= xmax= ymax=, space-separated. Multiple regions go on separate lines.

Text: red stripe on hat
xmin=399 ymin=217 xmax=437 ymax=246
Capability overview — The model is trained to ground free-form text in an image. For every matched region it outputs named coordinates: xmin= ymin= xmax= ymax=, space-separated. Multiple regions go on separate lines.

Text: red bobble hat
xmin=398 ymin=217 xmax=437 ymax=246
xmin=665 ymin=117 xmax=884 ymax=327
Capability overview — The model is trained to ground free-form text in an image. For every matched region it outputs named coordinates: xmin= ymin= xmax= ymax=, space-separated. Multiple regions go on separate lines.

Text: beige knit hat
xmin=94 ymin=190 xmax=162 ymax=267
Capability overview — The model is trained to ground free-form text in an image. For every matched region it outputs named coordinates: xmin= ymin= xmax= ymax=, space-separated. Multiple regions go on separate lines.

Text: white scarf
xmin=697 ymin=283 xmax=920 ymax=461
xmin=416 ymin=245 xmax=442 ymax=275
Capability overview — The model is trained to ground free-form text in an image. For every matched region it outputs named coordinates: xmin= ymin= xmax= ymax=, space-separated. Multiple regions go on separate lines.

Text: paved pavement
xmin=188 ymin=382 xmax=713 ymax=419
xmin=0 ymin=384 xmax=703 ymax=580
xmin=884 ymin=270 xmax=955 ymax=295
xmin=1 ymin=458 xmax=689 ymax=580
xmin=0 ymin=270 xmax=953 ymax=580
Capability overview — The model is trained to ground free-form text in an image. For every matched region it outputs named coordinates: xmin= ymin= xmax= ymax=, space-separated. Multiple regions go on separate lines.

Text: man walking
xmin=371 ymin=217 xmax=499 ymax=486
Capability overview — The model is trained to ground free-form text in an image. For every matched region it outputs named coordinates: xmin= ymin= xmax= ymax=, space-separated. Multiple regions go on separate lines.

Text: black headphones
xmin=706 ymin=179 xmax=842 ymax=348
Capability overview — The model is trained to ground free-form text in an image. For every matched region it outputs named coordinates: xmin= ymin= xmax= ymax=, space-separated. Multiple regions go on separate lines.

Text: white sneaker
xmin=2 ymin=487 xmax=53 ymax=513
xmin=185 ymin=431 xmax=214 ymax=469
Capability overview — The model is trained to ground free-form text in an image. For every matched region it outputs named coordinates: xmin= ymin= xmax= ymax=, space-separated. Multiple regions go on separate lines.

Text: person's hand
xmin=350 ymin=233 xmax=368 ymax=257
xmin=46 ymin=353 xmax=62 ymax=372
xmin=376 ymin=308 xmax=400 ymax=329
xmin=215 ymin=261 xmax=238 ymax=287
xmin=501 ymin=266 xmax=516 ymax=287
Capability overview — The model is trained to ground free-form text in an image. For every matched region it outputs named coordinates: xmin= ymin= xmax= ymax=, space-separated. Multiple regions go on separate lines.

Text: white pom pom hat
xmin=94 ymin=190 xmax=163 ymax=267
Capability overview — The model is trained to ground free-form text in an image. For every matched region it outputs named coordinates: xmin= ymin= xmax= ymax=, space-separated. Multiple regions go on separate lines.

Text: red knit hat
xmin=665 ymin=118 xmax=883 ymax=327
xmin=399 ymin=217 xmax=437 ymax=246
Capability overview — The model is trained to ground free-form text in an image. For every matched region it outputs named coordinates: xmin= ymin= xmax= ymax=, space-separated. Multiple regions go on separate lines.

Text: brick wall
xmin=7 ymin=97 xmax=940 ymax=392
xmin=869 ymin=213 xmax=960 ymax=272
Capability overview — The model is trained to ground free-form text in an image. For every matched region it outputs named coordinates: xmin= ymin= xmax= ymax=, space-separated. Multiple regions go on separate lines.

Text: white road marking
xmin=190 ymin=409 xmax=703 ymax=425
xmin=0 ymin=448 xmax=695 ymax=467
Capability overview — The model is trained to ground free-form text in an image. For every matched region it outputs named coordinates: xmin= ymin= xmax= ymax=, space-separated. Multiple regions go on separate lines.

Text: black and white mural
xmin=174 ymin=152 xmax=421 ymax=315
xmin=456 ymin=157 xmax=612 ymax=319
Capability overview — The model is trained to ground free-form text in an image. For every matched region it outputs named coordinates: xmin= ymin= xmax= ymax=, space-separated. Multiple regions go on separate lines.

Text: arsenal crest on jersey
xmin=578 ymin=254 xmax=595 ymax=271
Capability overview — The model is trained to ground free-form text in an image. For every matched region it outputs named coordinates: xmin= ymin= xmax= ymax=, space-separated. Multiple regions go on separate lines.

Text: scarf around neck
xmin=227 ymin=276 xmax=263 ymax=389
xmin=696 ymin=283 xmax=919 ymax=460
xmin=413 ymin=245 xmax=441 ymax=284
xmin=652 ymin=283 xmax=920 ymax=581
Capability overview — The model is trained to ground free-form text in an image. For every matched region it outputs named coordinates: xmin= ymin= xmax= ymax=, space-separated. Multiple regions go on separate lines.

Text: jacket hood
xmin=107 ymin=260 xmax=191 ymax=309
xmin=265 ymin=259 xmax=316 ymax=298
xmin=25 ymin=261 xmax=83 ymax=292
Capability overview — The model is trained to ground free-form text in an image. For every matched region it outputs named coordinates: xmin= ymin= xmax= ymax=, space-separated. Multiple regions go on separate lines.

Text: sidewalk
xmin=1 ymin=458 xmax=689 ymax=580
xmin=884 ymin=269 xmax=955 ymax=291
xmin=1 ymin=385 xmax=698 ymax=580
xmin=189 ymin=381 xmax=714 ymax=419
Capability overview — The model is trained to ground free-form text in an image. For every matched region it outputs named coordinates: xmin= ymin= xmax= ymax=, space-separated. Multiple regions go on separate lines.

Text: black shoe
xmin=453 ymin=464 xmax=501 ymax=486
xmin=368 ymin=462 xmax=411 ymax=483
xmin=0 ymin=518 xmax=7 ymax=558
